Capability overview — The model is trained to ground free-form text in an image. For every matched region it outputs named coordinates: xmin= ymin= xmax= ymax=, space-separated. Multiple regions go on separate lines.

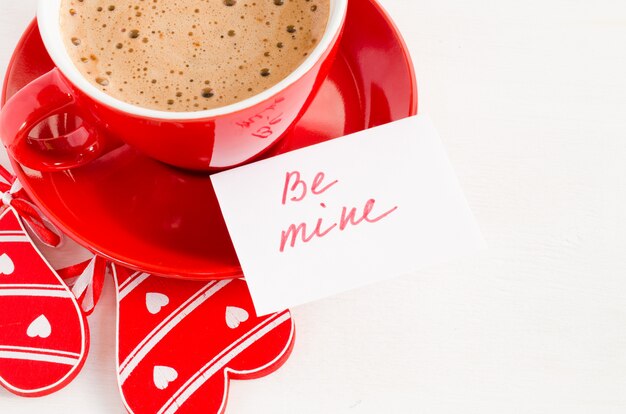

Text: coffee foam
xmin=60 ymin=0 xmax=329 ymax=112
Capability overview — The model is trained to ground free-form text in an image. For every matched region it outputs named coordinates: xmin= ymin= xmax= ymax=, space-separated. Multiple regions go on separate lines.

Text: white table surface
xmin=2 ymin=0 xmax=626 ymax=413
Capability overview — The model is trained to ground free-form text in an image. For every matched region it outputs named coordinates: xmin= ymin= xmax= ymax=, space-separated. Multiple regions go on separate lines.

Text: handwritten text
xmin=279 ymin=171 xmax=398 ymax=252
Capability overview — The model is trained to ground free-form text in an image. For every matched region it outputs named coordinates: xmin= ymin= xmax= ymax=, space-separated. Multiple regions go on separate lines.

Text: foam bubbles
xmin=60 ymin=0 xmax=330 ymax=111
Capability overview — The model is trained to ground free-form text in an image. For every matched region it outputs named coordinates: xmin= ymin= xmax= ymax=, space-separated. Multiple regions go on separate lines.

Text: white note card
xmin=211 ymin=115 xmax=485 ymax=315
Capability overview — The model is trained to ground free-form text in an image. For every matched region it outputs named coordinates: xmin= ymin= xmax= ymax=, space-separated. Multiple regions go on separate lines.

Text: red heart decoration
xmin=113 ymin=264 xmax=295 ymax=414
xmin=0 ymin=208 xmax=89 ymax=397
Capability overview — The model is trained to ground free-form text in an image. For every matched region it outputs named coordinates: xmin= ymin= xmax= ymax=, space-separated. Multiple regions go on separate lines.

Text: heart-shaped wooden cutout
xmin=113 ymin=264 xmax=294 ymax=414
xmin=0 ymin=208 xmax=89 ymax=397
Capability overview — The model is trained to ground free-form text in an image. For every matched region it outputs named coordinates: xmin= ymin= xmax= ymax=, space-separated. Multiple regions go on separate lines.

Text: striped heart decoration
xmin=113 ymin=264 xmax=295 ymax=414
xmin=0 ymin=207 xmax=89 ymax=397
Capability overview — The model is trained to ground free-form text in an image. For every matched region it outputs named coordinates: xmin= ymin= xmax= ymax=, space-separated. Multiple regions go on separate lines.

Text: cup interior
xmin=37 ymin=0 xmax=348 ymax=120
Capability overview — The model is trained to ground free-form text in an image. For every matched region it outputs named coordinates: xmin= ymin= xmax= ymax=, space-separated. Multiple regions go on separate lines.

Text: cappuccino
xmin=60 ymin=0 xmax=330 ymax=111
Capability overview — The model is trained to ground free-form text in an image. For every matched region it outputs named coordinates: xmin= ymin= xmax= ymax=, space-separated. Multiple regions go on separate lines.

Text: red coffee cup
xmin=1 ymin=0 xmax=348 ymax=172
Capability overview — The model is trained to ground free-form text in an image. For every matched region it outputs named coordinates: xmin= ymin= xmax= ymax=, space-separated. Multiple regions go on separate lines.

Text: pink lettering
xmin=339 ymin=205 xmax=365 ymax=230
xmin=279 ymin=218 xmax=337 ymax=252
xmin=279 ymin=198 xmax=398 ymax=252
xmin=252 ymin=126 xmax=273 ymax=139
xmin=282 ymin=171 xmax=307 ymax=204
xmin=311 ymin=172 xmax=338 ymax=196
xmin=279 ymin=223 xmax=307 ymax=252
xmin=281 ymin=171 xmax=338 ymax=205
xmin=362 ymin=199 xmax=398 ymax=223
xmin=236 ymin=120 xmax=253 ymax=129
xmin=235 ymin=97 xmax=285 ymax=130
xmin=268 ymin=113 xmax=283 ymax=125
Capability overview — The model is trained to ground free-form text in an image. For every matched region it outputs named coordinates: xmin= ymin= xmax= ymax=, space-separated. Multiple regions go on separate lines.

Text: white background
xmin=1 ymin=0 xmax=626 ymax=413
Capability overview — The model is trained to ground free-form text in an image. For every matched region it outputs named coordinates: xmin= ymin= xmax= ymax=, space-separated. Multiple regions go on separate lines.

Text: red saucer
xmin=2 ymin=0 xmax=417 ymax=279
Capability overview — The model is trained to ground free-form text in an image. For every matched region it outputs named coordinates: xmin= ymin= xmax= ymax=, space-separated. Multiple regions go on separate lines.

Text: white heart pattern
xmin=146 ymin=292 xmax=170 ymax=315
xmin=225 ymin=306 xmax=249 ymax=329
xmin=27 ymin=314 xmax=52 ymax=338
xmin=153 ymin=365 xmax=178 ymax=390
xmin=0 ymin=253 xmax=15 ymax=275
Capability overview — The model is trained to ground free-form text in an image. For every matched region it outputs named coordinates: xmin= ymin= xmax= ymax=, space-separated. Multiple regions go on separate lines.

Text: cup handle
xmin=0 ymin=67 xmax=107 ymax=172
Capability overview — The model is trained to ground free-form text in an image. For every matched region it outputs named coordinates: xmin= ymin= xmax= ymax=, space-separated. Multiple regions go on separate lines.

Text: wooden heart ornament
xmin=0 ymin=208 xmax=88 ymax=397
xmin=112 ymin=264 xmax=295 ymax=414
